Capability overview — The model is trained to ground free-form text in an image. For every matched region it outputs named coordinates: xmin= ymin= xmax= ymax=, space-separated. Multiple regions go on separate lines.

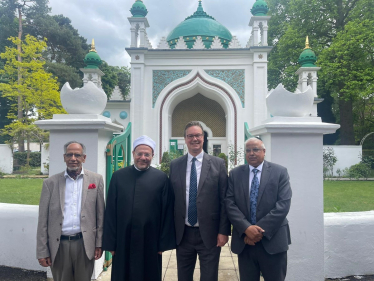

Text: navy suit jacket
xmin=170 ymin=153 xmax=231 ymax=249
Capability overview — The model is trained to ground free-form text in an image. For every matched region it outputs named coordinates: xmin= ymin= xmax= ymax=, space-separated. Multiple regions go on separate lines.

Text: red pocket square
xmin=88 ymin=183 xmax=96 ymax=189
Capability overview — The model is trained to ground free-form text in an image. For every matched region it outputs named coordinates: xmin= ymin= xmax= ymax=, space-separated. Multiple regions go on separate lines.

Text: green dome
xmin=130 ymin=0 xmax=148 ymax=18
xmin=298 ymin=37 xmax=317 ymax=67
xmin=251 ymin=0 xmax=269 ymax=16
xmin=84 ymin=40 xmax=102 ymax=69
xmin=166 ymin=1 xmax=232 ymax=49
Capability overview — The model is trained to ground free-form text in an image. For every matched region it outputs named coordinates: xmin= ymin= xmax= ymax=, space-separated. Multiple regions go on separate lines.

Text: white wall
xmin=324 ymin=145 xmax=362 ymax=175
xmin=0 ymin=203 xmax=104 ymax=279
xmin=41 ymin=144 xmax=49 ymax=175
xmin=324 ymin=211 xmax=374 ymax=278
xmin=0 ymin=144 xmax=13 ymax=174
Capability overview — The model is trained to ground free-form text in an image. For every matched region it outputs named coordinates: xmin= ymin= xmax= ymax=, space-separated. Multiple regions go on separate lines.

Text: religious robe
xmin=103 ymin=166 xmax=176 ymax=281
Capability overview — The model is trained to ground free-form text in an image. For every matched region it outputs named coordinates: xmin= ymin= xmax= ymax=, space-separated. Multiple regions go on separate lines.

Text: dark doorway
xmin=203 ymin=131 xmax=208 ymax=153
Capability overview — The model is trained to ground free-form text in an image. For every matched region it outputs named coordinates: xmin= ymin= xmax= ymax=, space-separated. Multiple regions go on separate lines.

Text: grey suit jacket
xmin=36 ymin=169 xmax=105 ymax=264
xmin=225 ymin=160 xmax=292 ymax=255
xmin=170 ymin=153 xmax=230 ymax=249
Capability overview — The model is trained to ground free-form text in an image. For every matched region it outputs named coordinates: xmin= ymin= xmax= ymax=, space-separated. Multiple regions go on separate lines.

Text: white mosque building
xmin=82 ymin=0 xmax=320 ymax=164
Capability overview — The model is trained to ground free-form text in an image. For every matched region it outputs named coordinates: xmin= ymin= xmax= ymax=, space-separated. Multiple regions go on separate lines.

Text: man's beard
xmin=67 ymin=166 xmax=80 ymax=172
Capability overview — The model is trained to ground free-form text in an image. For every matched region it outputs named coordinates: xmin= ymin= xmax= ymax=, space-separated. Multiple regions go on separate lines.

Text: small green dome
xmin=251 ymin=0 xmax=269 ymax=16
xmin=166 ymin=1 xmax=232 ymax=49
xmin=130 ymin=0 xmax=148 ymax=18
xmin=84 ymin=40 xmax=102 ymax=69
xmin=298 ymin=37 xmax=317 ymax=67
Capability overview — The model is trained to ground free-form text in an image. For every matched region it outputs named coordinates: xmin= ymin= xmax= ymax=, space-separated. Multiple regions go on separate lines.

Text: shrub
xmin=160 ymin=150 xmax=182 ymax=176
xmin=348 ymin=163 xmax=371 ymax=180
xmin=323 ymin=147 xmax=337 ymax=177
xmin=13 ymin=152 xmax=41 ymax=168
xmin=218 ymin=153 xmax=228 ymax=170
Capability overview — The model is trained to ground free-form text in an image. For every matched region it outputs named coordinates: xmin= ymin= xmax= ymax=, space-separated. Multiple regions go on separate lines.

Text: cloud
xmin=49 ymin=0 xmax=256 ymax=67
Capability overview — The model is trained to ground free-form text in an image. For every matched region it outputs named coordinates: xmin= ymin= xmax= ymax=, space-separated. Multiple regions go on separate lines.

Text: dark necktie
xmin=250 ymin=168 xmax=260 ymax=225
xmin=188 ymin=157 xmax=198 ymax=226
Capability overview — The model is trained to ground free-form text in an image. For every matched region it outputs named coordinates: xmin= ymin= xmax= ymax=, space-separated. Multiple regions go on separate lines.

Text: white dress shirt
xmin=185 ymin=151 xmax=204 ymax=226
xmin=61 ymin=168 xmax=84 ymax=235
xmin=249 ymin=162 xmax=264 ymax=194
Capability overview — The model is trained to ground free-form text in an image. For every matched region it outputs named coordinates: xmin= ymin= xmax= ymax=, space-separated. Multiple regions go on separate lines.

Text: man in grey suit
xmin=225 ymin=137 xmax=292 ymax=281
xmin=36 ymin=141 xmax=105 ymax=281
xmin=169 ymin=121 xmax=230 ymax=281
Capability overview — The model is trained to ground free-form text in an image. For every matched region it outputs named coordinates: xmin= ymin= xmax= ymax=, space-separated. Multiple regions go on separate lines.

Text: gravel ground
xmin=0 ymin=266 xmax=46 ymax=281
xmin=1 ymin=266 xmax=373 ymax=281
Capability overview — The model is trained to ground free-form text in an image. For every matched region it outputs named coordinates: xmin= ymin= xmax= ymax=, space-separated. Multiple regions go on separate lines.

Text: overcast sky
xmin=48 ymin=0 xmax=257 ymax=67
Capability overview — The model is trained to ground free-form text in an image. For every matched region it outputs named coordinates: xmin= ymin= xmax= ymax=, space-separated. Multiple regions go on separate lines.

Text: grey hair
xmin=184 ymin=121 xmax=204 ymax=137
xmin=64 ymin=141 xmax=86 ymax=154
xmin=245 ymin=137 xmax=266 ymax=149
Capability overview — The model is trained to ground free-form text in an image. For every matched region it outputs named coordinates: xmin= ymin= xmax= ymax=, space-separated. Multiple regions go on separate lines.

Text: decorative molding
xmin=175 ymin=36 xmax=188 ymax=49
xmin=229 ymin=36 xmax=242 ymax=48
xmin=159 ymin=73 xmax=238 ymax=163
xmin=152 ymin=70 xmax=191 ymax=107
xmin=210 ymin=36 xmax=223 ymax=49
xmin=204 ymin=69 xmax=245 ymax=107
xmin=157 ymin=37 xmax=170 ymax=49
xmin=192 ymin=36 xmax=205 ymax=49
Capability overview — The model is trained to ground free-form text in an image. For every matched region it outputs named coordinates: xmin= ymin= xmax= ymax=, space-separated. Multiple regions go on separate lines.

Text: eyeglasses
xmin=186 ymin=134 xmax=203 ymax=139
xmin=65 ymin=153 xmax=84 ymax=158
xmin=135 ymin=152 xmax=152 ymax=158
xmin=245 ymin=148 xmax=264 ymax=153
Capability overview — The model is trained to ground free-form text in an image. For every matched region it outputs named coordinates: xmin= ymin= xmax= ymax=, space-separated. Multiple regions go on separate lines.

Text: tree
xmin=0 ymin=35 xmax=65 ymax=161
xmin=267 ymin=0 xmax=374 ymax=144
xmin=318 ymin=19 xmax=374 ymax=144
xmin=100 ymin=62 xmax=131 ymax=99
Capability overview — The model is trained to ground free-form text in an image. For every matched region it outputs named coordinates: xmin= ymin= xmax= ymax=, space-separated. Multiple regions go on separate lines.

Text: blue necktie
xmin=188 ymin=157 xmax=198 ymax=226
xmin=250 ymin=168 xmax=260 ymax=225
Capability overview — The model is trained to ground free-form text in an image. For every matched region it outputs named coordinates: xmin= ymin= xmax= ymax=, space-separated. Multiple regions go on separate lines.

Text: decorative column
xmin=80 ymin=39 xmax=105 ymax=89
xmin=295 ymin=36 xmax=322 ymax=117
xmin=128 ymin=0 xmax=149 ymax=49
xmin=35 ymin=81 xmax=123 ymax=280
xmin=250 ymin=86 xmax=339 ymax=281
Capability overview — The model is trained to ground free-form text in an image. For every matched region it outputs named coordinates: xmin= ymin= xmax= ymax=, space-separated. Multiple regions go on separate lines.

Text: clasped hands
xmin=244 ymin=225 xmax=265 ymax=246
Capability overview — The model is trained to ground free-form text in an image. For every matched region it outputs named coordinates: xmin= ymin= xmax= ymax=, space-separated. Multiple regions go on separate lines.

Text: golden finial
xmin=90 ymin=39 xmax=97 ymax=52
xmin=304 ymin=36 xmax=310 ymax=49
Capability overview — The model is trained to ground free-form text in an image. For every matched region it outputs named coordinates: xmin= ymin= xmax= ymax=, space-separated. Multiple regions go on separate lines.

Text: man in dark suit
xmin=169 ymin=121 xmax=230 ymax=281
xmin=225 ymin=137 xmax=292 ymax=281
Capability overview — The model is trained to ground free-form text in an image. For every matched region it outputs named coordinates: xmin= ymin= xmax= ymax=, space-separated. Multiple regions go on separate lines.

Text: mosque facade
xmin=83 ymin=0 xmax=319 ymax=164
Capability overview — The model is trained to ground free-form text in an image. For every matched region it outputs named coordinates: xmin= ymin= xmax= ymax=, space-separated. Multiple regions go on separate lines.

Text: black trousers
xmin=238 ymin=241 xmax=287 ymax=281
xmin=176 ymin=226 xmax=221 ymax=281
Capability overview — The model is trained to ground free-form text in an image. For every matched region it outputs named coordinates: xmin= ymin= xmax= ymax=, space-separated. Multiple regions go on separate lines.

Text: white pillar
xmin=252 ymin=52 xmax=268 ymax=126
xmin=253 ymin=23 xmax=260 ymax=46
xmin=139 ymin=27 xmax=146 ymax=48
xmin=250 ymin=116 xmax=339 ymax=281
xmin=130 ymin=26 xmax=137 ymax=48
xmin=262 ymin=24 xmax=268 ymax=46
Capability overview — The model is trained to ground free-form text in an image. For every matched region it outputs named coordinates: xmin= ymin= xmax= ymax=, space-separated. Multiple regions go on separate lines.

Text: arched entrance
xmin=158 ymin=72 xmax=238 ymax=163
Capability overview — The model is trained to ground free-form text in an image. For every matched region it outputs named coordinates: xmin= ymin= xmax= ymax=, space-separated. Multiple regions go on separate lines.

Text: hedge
xmin=13 ymin=152 xmax=41 ymax=167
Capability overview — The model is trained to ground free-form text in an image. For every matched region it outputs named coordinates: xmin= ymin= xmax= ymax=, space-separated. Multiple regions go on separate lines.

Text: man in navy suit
xmin=225 ymin=137 xmax=292 ymax=281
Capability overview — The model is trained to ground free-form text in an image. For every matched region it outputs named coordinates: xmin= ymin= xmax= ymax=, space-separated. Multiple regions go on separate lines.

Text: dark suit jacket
xmin=169 ymin=153 xmax=231 ymax=249
xmin=225 ymin=160 xmax=292 ymax=255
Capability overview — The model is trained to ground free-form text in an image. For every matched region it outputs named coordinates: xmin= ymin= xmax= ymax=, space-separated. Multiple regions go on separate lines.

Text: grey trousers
xmin=238 ymin=242 xmax=287 ymax=281
xmin=176 ymin=226 xmax=221 ymax=281
xmin=51 ymin=238 xmax=94 ymax=281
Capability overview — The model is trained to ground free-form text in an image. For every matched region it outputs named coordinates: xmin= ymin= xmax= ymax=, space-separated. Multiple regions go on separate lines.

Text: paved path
xmin=98 ymin=241 xmax=264 ymax=281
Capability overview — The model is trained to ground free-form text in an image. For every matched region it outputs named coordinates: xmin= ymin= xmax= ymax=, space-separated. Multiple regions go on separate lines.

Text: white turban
xmin=133 ymin=135 xmax=156 ymax=152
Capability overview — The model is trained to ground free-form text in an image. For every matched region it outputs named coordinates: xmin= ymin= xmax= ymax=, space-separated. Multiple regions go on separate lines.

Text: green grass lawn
xmin=324 ymin=181 xmax=374 ymax=212
xmin=0 ymin=178 xmax=44 ymax=205
xmin=0 ymin=178 xmax=373 ymax=212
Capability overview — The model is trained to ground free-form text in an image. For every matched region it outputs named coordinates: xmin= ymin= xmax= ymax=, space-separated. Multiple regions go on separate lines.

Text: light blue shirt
xmin=61 ymin=168 xmax=84 ymax=235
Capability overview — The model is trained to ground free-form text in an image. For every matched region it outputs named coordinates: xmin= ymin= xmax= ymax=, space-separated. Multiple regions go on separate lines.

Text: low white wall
xmin=41 ymin=144 xmax=49 ymax=175
xmin=324 ymin=211 xmax=374 ymax=278
xmin=0 ymin=144 xmax=13 ymax=174
xmin=0 ymin=203 xmax=103 ymax=279
xmin=324 ymin=145 xmax=362 ymax=175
